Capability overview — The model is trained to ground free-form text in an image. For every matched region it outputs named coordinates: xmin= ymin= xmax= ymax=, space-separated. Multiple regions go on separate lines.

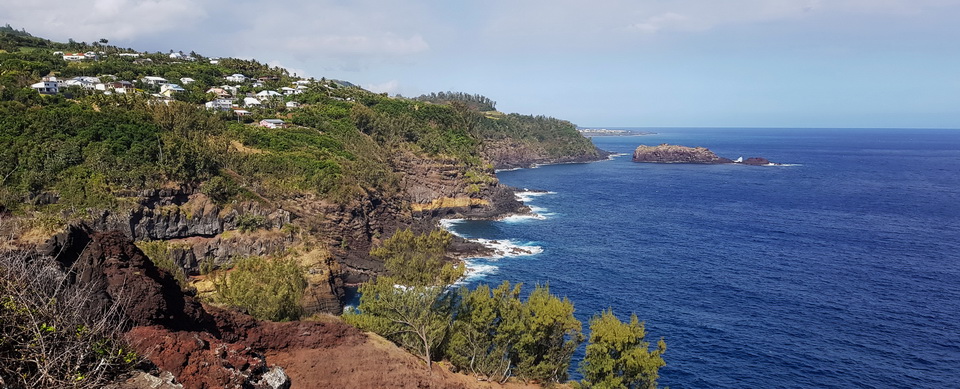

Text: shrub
xmin=0 ymin=251 xmax=139 ymax=388
xmin=212 ymin=256 xmax=306 ymax=321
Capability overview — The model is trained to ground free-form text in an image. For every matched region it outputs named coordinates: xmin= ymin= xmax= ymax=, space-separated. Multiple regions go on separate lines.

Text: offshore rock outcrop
xmin=632 ymin=144 xmax=778 ymax=165
xmin=632 ymin=144 xmax=733 ymax=164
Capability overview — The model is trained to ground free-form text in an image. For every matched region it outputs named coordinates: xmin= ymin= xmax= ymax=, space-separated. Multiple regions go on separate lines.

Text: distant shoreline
xmin=578 ymin=128 xmax=657 ymax=137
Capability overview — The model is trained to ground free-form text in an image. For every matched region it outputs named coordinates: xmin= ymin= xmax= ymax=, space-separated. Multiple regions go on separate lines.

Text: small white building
xmin=225 ymin=74 xmax=247 ymax=83
xmin=31 ymin=81 xmax=59 ymax=94
xmin=259 ymin=119 xmax=285 ymax=129
xmin=280 ymin=87 xmax=300 ymax=95
xmin=285 ymin=101 xmax=301 ymax=109
xmin=142 ymin=76 xmax=169 ymax=85
xmin=63 ymin=52 xmax=87 ymax=61
xmin=256 ymin=90 xmax=282 ymax=99
xmin=179 ymin=77 xmax=195 ymax=85
xmin=243 ymin=97 xmax=262 ymax=107
xmin=205 ymin=98 xmax=235 ymax=111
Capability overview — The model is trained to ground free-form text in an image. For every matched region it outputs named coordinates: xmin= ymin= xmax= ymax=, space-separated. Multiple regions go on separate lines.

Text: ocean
xmin=444 ymin=128 xmax=960 ymax=388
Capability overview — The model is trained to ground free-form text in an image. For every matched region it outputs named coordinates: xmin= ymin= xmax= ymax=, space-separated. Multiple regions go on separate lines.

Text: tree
xmin=512 ymin=284 xmax=583 ymax=383
xmin=344 ymin=228 xmax=464 ymax=369
xmin=447 ymin=281 xmax=524 ymax=383
xmin=446 ymin=282 xmax=583 ymax=384
xmin=347 ymin=278 xmax=454 ymax=369
xmin=370 ymin=228 xmax=461 ymax=287
xmin=576 ymin=310 xmax=666 ymax=389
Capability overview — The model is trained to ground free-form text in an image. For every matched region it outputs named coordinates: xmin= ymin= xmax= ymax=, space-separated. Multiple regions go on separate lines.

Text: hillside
xmin=0 ymin=30 xmax=613 ymax=388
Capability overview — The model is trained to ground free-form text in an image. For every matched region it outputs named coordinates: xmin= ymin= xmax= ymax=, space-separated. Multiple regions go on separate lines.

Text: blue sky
xmin=5 ymin=0 xmax=960 ymax=128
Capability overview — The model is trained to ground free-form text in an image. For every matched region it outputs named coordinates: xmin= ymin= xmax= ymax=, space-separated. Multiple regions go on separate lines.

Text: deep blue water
xmin=447 ymin=128 xmax=960 ymax=388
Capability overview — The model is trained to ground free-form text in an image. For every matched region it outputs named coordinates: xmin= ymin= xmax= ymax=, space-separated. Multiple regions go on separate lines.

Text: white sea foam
xmin=515 ymin=190 xmax=556 ymax=203
xmin=494 ymin=167 xmax=522 ymax=173
xmin=460 ymin=263 xmax=499 ymax=283
xmin=469 ymin=238 xmax=544 ymax=260
xmin=439 ymin=218 xmax=466 ymax=237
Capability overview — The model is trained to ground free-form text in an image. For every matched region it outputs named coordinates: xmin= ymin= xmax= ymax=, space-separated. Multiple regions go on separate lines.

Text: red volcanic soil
xmin=43 ymin=226 xmax=551 ymax=388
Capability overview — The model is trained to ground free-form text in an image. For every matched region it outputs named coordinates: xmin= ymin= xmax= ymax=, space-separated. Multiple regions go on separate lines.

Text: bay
xmin=448 ymin=128 xmax=960 ymax=388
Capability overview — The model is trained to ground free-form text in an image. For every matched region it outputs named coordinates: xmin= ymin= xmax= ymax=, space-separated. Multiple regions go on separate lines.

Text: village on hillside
xmin=26 ymin=49 xmax=356 ymax=129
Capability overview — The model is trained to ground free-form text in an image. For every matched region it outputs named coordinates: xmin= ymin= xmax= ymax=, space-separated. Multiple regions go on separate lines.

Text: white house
xmin=159 ymin=83 xmax=186 ymax=97
xmin=255 ymin=90 xmax=282 ymax=99
xmin=169 ymin=52 xmax=184 ymax=59
xmin=117 ymin=53 xmax=140 ymax=58
xmin=31 ymin=81 xmax=59 ymax=94
xmin=285 ymin=101 xmax=301 ymax=109
xmin=293 ymin=80 xmax=312 ymax=86
xmin=225 ymin=74 xmax=247 ymax=83
xmin=243 ymin=97 xmax=262 ymax=107
xmin=259 ymin=119 xmax=285 ymax=129
xmin=205 ymin=98 xmax=235 ymax=111
xmin=179 ymin=77 xmax=195 ymax=85
xmin=280 ymin=87 xmax=300 ymax=95
xmin=142 ymin=76 xmax=168 ymax=85
xmin=62 ymin=52 xmax=87 ymax=61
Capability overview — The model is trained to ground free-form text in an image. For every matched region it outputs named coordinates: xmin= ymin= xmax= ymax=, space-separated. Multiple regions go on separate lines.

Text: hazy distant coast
xmin=578 ymin=128 xmax=657 ymax=136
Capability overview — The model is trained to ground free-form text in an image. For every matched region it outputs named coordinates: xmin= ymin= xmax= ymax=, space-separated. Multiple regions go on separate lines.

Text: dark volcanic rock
xmin=632 ymin=144 xmax=732 ymax=164
xmin=743 ymin=157 xmax=771 ymax=165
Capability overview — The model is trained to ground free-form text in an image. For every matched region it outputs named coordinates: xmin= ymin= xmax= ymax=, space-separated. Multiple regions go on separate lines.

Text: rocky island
xmin=633 ymin=144 xmax=778 ymax=165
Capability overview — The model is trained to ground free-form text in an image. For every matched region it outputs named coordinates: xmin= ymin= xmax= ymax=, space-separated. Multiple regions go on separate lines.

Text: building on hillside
xmin=255 ymin=90 xmax=282 ymax=99
xmin=180 ymin=77 xmax=195 ymax=85
xmin=159 ymin=83 xmax=186 ymax=97
xmin=31 ymin=81 xmax=59 ymax=94
xmin=205 ymin=98 xmax=235 ymax=111
xmin=117 ymin=53 xmax=140 ymax=57
xmin=259 ymin=119 xmax=285 ymax=129
xmin=285 ymin=101 xmax=301 ymax=109
xmin=258 ymin=76 xmax=280 ymax=83
xmin=233 ymin=109 xmax=251 ymax=116
xmin=206 ymin=87 xmax=231 ymax=98
xmin=142 ymin=76 xmax=168 ymax=85
xmin=280 ymin=87 xmax=300 ymax=95
xmin=169 ymin=52 xmax=184 ymax=59
xmin=243 ymin=97 xmax=262 ymax=107
xmin=225 ymin=74 xmax=247 ymax=83
xmin=62 ymin=52 xmax=88 ymax=61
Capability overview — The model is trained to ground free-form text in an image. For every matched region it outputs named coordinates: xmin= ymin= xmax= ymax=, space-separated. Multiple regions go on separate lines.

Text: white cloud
xmin=364 ymin=80 xmax=400 ymax=94
xmin=281 ymin=33 xmax=429 ymax=56
xmin=4 ymin=0 xmax=207 ymax=41
xmin=627 ymin=12 xmax=690 ymax=34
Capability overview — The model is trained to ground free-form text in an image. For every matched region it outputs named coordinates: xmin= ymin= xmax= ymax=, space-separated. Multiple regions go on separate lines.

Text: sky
xmin=4 ymin=0 xmax=960 ymax=128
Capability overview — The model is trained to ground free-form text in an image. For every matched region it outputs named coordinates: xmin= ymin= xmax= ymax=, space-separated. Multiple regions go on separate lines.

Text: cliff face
xmin=632 ymin=144 xmax=733 ymax=164
xmin=482 ymin=139 xmax=608 ymax=170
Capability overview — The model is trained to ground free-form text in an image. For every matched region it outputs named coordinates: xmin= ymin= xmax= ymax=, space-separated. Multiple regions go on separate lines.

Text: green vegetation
xmin=135 ymin=240 xmax=189 ymax=288
xmin=414 ymin=91 xmax=497 ymax=111
xmin=447 ymin=281 xmax=583 ymax=383
xmin=0 ymin=252 xmax=139 ymax=388
xmin=212 ymin=256 xmax=307 ymax=321
xmin=575 ymin=310 xmax=667 ymax=389
xmin=370 ymin=228 xmax=461 ymax=286
xmin=347 ymin=229 xmax=585 ymax=384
